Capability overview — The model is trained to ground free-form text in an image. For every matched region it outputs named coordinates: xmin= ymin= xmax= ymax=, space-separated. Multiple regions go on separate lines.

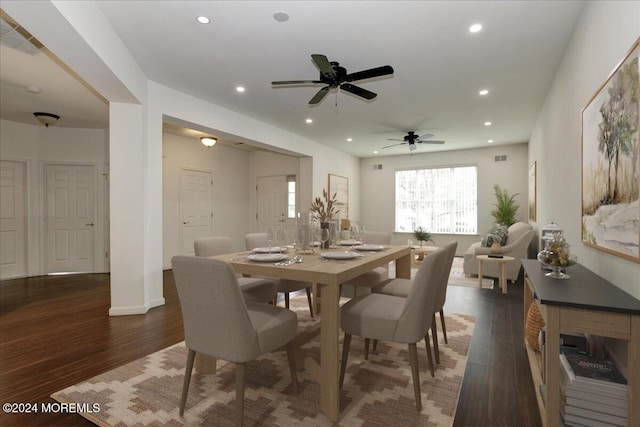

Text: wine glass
xmin=320 ymin=228 xmax=330 ymax=253
xmin=330 ymin=221 xmax=340 ymax=247
xmin=266 ymin=227 xmax=275 ymax=252
xmin=276 ymin=227 xmax=287 ymax=250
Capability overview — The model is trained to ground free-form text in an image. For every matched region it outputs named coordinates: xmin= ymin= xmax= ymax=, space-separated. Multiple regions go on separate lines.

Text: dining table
xmin=209 ymin=244 xmax=412 ymax=422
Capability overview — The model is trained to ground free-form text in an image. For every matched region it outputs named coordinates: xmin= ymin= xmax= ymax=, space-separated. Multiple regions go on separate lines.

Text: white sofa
xmin=462 ymin=222 xmax=535 ymax=282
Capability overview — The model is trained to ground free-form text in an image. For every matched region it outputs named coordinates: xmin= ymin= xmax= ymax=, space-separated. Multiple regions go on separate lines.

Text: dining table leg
xmin=319 ymin=282 xmax=340 ymax=422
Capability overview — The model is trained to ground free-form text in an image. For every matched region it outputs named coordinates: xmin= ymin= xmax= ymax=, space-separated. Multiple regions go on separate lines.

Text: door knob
xmin=183 ymin=221 xmax=190 ymax=225
xmin=86 ymin=221 xmax=95 ymax=226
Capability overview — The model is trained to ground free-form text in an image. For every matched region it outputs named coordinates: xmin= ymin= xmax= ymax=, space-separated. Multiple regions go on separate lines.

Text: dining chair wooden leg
xmin=364 ymin=338 xmax=371 ymax=360
xmin=408 ymin=343 xmax=422 ymax=411
xmin=179 ymin=349 xmax=196 ymax=415
xmin=284 ymin=292 xmax=290 ymax=309
xmin=431 ymin=314 xmax=440 ymax=364
xmin=286 ymin=342 xmax=298 ymax=395
xmin=372 ymin=339 xmax=378 ymax=353
xmin=423 ymin=333 xmax=435 ymax=377
xmin=235 ymin=363 xmax=246 ymax=427
xmin=339 ymin=333 xmax=352 ymax=388
xmin=439 ymin=308 xmax=448 ymax=343
xmin=305 ymin=287 xmax=314 ymax=318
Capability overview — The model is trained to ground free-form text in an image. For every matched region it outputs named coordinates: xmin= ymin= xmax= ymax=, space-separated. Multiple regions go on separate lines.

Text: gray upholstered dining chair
xmin=341 ymin=231 xmax=391 ymax=298
xmin=338 ymin=244 xmax=450 ymax=411
xmin=194 ymin=236 xmax=277 ymax=304
xmin=245 ymin=232 xmax=314 ymax=317
xmin=373 ymin=241 xmax=458 ymax=367
xmin=171 ymin=256 xmax=298 ymax=426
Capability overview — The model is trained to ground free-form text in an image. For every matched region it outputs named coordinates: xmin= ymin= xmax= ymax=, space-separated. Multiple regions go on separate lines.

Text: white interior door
xmin=257 ymin=175 xmax=287 ymax=233
xmin=1 ymin=160 xmax=27 ymax=279
xmin=180 ymin=169 xmax=213 ymax=256
xmin=45 ymin=164 xmax=96 ymax=273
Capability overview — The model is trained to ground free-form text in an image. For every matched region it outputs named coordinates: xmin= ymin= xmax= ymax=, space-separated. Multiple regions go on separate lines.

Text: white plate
xmin=253 ymin=246 xmax=286 ymax=254
xmin=339 ymin=240 xmax=363 ymax=246
xmin=247 ymin=253 xmax=289 ymax=262
xmin=354 ymin=244 xmax=385 ymax=251
xmin=321 ymin=251 xmax=361 ymax=260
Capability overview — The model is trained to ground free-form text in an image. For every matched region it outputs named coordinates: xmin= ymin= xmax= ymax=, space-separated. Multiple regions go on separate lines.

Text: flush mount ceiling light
xmin=200 ymin=136 xmax=217 ymax=147
xmin=33 ymin=112 xmax=59 ymax=127
xmin=196 ymin=16 xmax=210 ymax=24
xmin=478 ymin=89 xmax=489 ymax=96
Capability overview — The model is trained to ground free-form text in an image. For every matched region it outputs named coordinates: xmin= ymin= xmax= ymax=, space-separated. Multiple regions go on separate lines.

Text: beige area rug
xmin=52 ymin=296 xmax=475 ymax=427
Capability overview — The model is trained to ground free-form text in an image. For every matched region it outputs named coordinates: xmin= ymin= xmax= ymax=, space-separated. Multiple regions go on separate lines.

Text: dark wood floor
xmin=0 ymin=267 xmax=541 ymax=426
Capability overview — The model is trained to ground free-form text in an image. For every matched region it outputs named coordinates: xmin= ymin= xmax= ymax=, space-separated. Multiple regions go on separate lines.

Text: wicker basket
xmin=525 ymin=302 xmax=545 ymax=352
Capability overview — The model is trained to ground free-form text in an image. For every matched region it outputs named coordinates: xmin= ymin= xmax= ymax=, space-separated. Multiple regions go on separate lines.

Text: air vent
xmin=494 ymin=155 xmax=507 ymax=162
xmin=0 ymin=10 xmax=43 ymax=55
xmin=373 ymin=164 xmax=383 ymax=170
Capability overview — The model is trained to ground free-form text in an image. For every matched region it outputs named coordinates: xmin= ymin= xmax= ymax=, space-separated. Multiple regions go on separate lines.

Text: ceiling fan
xmin=382 ymin=131 xmax=445 ymax=151
xmin=271 ymin=54 xmax=394 ymax=105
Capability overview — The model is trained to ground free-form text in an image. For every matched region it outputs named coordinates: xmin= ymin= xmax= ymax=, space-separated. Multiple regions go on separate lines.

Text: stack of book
xmin=559 ymin=352 xmax=628 ymax=427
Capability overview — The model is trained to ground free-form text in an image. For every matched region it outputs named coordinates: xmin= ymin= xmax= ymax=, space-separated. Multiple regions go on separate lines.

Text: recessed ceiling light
xmin=373 ymin=150 xmax=379 ymax=154
xmin=478 ymin=89 xmax=489 ymax=96
xmin=236 ymin=86 xmax=245 ymax=93
xmin=469 ymin=23 xmax=482 ymax=33
xmin=488 ymin=139 xmax=494 ymax=143
xmin=305 ymin=118 xmax=313 ymax=124
xmin=196 ymin=16 xmax=210 ymax=24
xmin=273 ymin=11 xmax=290 ymax=22
xmin=347 ymin=138 xmax=352 ymax=142
xmin=484 ymin=121 xmax=492 ymax=126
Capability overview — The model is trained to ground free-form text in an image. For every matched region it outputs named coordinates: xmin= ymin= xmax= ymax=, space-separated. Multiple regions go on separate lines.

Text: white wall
xmin=529 ymin=1 xmax=640 ymax=299
xmin=0 ymin=119 xmax=108 ymax=277
xmin=360 ymin=143 xmax=529 ymax=254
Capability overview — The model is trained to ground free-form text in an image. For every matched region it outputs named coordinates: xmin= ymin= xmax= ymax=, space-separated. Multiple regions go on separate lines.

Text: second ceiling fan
xmin=271 ymin=54 xmax=394 ymax=105
xmin=382 ymin=131 xmax=445 ymax=151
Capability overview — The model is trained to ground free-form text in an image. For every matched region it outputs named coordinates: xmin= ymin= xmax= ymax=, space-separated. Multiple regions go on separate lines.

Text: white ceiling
xmin=0 ymin=1 xmax=585 ymax=158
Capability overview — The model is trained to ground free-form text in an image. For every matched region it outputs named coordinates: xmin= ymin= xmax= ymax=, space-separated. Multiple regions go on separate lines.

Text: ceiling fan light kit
xmin=272 ymin=54 xmax=394 ymax=105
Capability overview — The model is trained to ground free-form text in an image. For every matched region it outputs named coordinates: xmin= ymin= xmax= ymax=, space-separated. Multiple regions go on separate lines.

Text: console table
xmin=521 ymin=259 xmax=640 ymax=427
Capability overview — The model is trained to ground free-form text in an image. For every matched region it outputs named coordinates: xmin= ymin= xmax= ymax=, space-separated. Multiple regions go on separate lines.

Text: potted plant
xmin=491 ymin=184 xmax=520 ymax=226
xmin=413 ymin=226 xmax=434 ymax=247
xmin=310 ymin=189 xmax=340 ymax=248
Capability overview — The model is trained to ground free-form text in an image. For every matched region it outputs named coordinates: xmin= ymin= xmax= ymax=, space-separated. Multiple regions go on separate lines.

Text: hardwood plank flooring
xmin=0 ymin=266 xmax=540 ymax=426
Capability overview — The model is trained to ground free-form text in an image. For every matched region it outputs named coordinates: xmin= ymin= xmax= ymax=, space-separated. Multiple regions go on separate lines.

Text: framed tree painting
xmin=328 ymin=174 xmax=349 ymax=219
xmin=581 ymin=37 xmax=639 ymax=262
xmin=528 ymin=162 xmax=536 ymax=221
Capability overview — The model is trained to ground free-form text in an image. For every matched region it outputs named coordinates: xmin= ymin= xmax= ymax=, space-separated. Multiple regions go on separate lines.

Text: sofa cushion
xmin=481 ymin=223 xmax=508 ymax=247
xmin=506 ymin=222 xmax=532 ymax=245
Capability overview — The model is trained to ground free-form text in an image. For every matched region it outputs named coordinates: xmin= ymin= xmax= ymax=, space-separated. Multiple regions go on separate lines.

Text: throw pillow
xmin=525 ymin=302 xmax=545 ymax=352
xmin=481 ymin=224 xmax=508 ymax=247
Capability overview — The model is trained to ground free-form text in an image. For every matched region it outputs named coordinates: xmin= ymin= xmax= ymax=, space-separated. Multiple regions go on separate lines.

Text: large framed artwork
xmin=528 ymin=161 xmax=537 ymax=222
xmin=328 ymin=173 xmax=349 ymax=219
xmin=581 ymin=37 xmax=639 ymax=263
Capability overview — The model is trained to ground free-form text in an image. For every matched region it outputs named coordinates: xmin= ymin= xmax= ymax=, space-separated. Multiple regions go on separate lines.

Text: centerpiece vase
xmin=320 ymin=222 xmax=330 ymax=249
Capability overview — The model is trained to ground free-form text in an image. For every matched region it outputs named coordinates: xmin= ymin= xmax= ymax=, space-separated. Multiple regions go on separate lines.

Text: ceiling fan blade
xmin=272 ymin=80 xmax=322 ymax=85
xmin=417 ymin=140 xmax=446 ymax=144
xmin=418 ymin=133 xmax=434 ymax=140
xmin=311 ymin=54 xmax=336 ymax=79
xmin=345 ymin=65 xmax=394 ymax=82
xmin=386 ymin=138 xmax=405 ymax=141
xmin=340 ymin=83 xmax=377 ymax=100
xmin=381 ymin=142 xmax=406 ymax=149
xmin=308 ymin=86 xmax=330 ymax=104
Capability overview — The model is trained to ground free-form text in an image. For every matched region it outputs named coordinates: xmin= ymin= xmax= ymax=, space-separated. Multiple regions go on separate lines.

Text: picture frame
xmin=581 ymin=37 xmax=639 ymax=263
xmin=328 ymin=173 xmax=349 ymax=219
xmin=528 ymin=161 xmax=536 ymax=221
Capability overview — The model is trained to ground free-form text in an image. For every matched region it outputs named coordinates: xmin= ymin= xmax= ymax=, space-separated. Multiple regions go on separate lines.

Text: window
xmin=395 ymin=166 xmax=477 ymax=234
xmin=287 ymin=175 xmax=296 ymax=218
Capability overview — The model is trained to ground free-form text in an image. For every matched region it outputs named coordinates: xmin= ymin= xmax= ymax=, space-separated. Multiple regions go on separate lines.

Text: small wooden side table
xmin=410 ymin=245 xmax=439 ymax=267
xmin=476 ymin=254 xmax=515 ymax=294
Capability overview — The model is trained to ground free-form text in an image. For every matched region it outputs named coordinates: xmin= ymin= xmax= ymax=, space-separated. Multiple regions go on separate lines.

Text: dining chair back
xmin=194 ymin=236 xmax=276 ymax=304
xmin=339 ymin=244 xmax=450 ymax=411
xmin=171 ymin=256 xmax=298 ymax=426
xmin=245 ymin=232 xmax=314 ymax=317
